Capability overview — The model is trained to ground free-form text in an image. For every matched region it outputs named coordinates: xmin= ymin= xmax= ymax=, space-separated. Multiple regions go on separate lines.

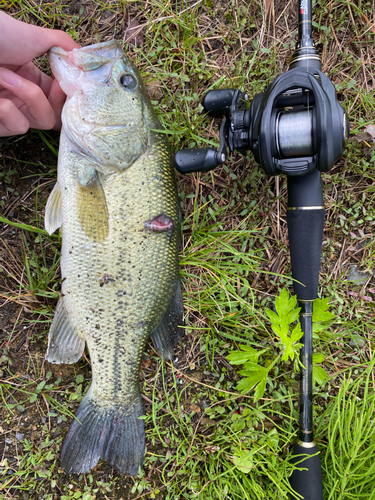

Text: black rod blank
xmin=298 ymin=0 xmax=313 ymax=41
xmin=298 ymin=302 xmax=314 ymax=441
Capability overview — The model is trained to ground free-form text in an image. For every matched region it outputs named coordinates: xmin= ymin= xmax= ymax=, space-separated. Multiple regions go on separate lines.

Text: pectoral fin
xmin=46 ymin=298 xmax=85 ymax=364
xmin=45 ymin=182 xmax=63 ymax=235
xmin=150 ymin=280 xmax=183 ymax=360
xmin=77 ymin=172 xmax=109 ymax=242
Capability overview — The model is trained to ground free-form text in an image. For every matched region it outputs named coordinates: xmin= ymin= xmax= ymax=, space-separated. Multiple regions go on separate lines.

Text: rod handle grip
xmin=287 ymin=171 xmax=324 ymax=301
xmin=290 ymin=442 xmax=323 ymax=500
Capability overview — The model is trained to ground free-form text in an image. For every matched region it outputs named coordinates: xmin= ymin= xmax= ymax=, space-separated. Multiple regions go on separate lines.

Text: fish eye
xmin=120 ymin=74 xmax=137 ymax=90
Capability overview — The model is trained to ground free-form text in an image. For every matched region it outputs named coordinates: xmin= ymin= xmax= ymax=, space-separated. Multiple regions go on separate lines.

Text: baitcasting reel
xmin=174 ymin=68 xmax=349 ymax=178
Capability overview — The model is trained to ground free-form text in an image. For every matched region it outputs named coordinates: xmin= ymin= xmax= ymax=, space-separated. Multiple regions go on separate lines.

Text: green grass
xmin=318 ymin=360 xmax=375 ymax=499
xmin=0 ymin=0 xmax=374 ymax=499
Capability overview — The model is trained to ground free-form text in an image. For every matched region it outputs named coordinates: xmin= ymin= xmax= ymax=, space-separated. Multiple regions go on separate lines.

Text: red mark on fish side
xmin=144 ymin=214 xmax=174 ymax=232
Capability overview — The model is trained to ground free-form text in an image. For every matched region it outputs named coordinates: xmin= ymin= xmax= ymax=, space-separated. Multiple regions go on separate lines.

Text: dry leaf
xmin=124 ymin=17 xmax=144 ymax=48
xmin=365 ymin=124 xmax=375 ymax=140
xmin=146 ymin=79 xmax=163 ymax=100
xmin=353 ymin=124 xmax=375 ymax=143
xmin=141 ymin=358 xmax=151 ymax=369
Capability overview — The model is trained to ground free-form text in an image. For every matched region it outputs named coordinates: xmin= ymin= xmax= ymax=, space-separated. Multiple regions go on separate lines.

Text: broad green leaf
xmin=237 ymin=370 xmax=266 ymax=394
xmin=265 ymin=308 xmax=279 ymax=324
xmin=281 ymin=342 xmax=295 ymax=362
xmin=254 ymin=375 xmax=267 ymax=402
xmin=215 ymin=406 xmax=226 ymax=415
xmin=287 ymin=308 xmax=301 ymax=324
xmin=313 ymin=297 xmax=335 ymax=322
xmin=237 ymin=367 xmax=263 ymax=380
xmin=240 ymin=361 xmax=267 ymax=372
xmin=312 ymin=321 xmax=331 ymax=333
xmin=271 ymin=323 xmax=281 ymax=336
xmin=36 ymin=381 xmax=46 ymax=392
xmin=290 ymin=323 xmax=303 ymax=342
xmin=266 ymin=428 xmax=279 ymax=450
xmin=227 ymin=346 xmax=263 ymax=365
xmin=313 ymin=353 xmax=325 ymax=364
xmin=83 ymin=493 xmax=95 ymax=500
xmin=233 ymin=449 xmax=255 ymax=473
xmin=271 ymin=323 xmax=289 ymax=342
xmin=275 ymin=288 xmax=297 ymax=317
xmin=313 ymin=365 xmax=329 ymax=386
xmin=231 ymin=413 xmax=246 ymax=432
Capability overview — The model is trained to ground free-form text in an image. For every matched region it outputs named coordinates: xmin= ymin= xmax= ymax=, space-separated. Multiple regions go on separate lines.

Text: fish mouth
xmin=50 ymin=40 xmax=121 ymax=56
xmin=49 ymin=41 xmax=123 ymax=97
xmin=69 ymin=40 xmax=122 ymax=58
xmin=49 ymin=41 xmax=123 ymax=71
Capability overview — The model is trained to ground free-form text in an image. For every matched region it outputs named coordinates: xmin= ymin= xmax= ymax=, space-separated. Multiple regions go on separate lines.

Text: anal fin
xmin=150 ymin=280 xmax=183 ymax=360
xmin=46 ymin=298 xmax=85 ymax=364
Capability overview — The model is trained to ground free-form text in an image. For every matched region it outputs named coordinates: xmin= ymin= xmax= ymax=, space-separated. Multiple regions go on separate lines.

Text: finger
xmin=0 ymin=98 xmax=29 ymax=137
xmin=14 ymin=62 xmax=54 ymax=97
xmin=48 ymin=78 xmax=66 ymax=130
xmin=0 ymin=12 xmax=80 ymax=68
xmin=0 ymin=68 xmax=56 ymax=130
xmin=43 ymin=28 xmax=81 ymax=53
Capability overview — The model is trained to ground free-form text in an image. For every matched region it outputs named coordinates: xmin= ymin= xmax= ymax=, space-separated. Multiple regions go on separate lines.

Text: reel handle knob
xmin=203 ymin=89 xmax=235 ymax=117
xmin=174 ymin=147 xmax=225 ymax=174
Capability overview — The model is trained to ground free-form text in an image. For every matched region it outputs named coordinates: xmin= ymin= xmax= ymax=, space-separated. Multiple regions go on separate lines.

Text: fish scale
xmin=45 ymin=41 xmax=182 ymax=475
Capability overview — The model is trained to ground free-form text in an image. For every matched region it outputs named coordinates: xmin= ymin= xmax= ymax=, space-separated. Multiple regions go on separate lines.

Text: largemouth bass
xmin=45 ymin=41 xmax=182 ymax=475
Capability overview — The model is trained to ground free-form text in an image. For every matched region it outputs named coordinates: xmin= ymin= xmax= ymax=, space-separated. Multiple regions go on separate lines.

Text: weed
xmin=317 ymin=360 xmax=375 ymax=499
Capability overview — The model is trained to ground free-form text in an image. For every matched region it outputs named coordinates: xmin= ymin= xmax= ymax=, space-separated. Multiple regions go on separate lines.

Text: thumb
xmin=37 ymin=26 xmax=81 ymax=55
xmin=0 ymin=12 xmax=80 ymax=67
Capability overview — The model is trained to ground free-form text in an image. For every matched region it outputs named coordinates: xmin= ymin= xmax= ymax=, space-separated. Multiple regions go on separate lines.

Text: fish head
xmin=49 ymin=41 xmax=151 ymax=172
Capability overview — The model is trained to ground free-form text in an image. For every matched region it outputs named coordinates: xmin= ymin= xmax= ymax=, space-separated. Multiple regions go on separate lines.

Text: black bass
xmin=45 ymin=41 xmax=182 ymax=475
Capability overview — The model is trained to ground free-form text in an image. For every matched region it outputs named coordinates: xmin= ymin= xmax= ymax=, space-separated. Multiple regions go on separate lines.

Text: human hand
xmin=0 ymin=11 xmax=80 ymax=137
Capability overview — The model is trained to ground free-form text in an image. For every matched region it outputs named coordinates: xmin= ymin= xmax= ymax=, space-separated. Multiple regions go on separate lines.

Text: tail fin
xmin=61 ymin=388 xmax=144 ymax=475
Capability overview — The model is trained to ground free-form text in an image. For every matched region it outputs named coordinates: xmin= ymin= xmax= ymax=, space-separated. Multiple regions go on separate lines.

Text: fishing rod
xmin=173 ymin=1 xmax=349 ymax=498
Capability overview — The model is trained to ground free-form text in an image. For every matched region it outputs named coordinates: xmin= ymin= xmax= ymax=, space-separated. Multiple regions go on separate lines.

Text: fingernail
xmin=0 ymin=68 xmax=22 ymax=86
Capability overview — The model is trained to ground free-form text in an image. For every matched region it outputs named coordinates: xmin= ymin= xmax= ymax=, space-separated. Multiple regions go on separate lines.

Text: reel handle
xmin=203 ymin=89 xmax=235 ymax=117
xmin=174 ymin=147 xmax=225 ymax=174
